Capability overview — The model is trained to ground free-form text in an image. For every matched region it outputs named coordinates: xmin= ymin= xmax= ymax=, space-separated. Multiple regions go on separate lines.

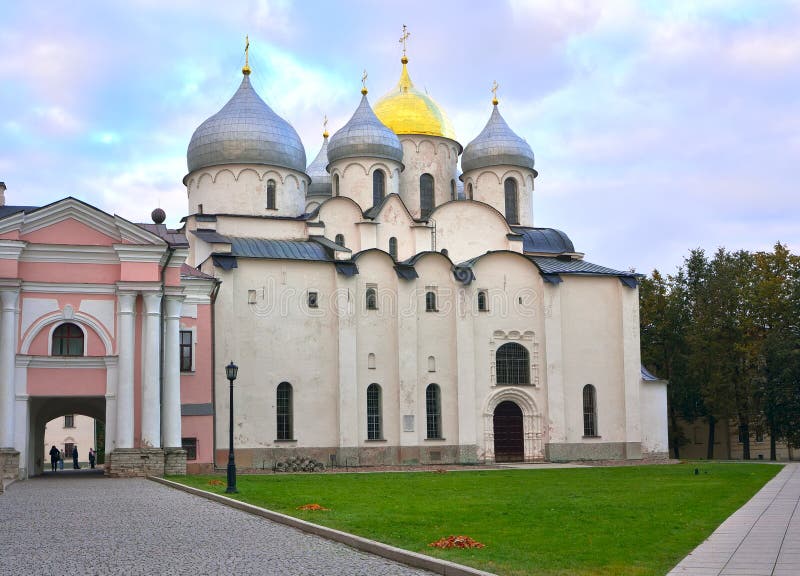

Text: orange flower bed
xmin=296 ymin=503 xmax=330 ymax=511
xmin=429 ymin=535 xmax=485 ymax=549
xmin=208 ymin=479 xmax=224 ymax=486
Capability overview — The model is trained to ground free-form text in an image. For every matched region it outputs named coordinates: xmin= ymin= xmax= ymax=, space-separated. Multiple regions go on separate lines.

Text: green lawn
xmin=172 ymin=462 xmax=780 ymax=576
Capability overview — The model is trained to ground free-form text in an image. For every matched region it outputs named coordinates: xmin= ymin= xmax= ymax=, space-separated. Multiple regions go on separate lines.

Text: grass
xmin=171 ymin=462 xmax=780 ymax=576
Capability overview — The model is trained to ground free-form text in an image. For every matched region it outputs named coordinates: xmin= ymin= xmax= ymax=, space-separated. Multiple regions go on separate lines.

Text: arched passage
xmin=493 ymin=401 xmax=523 ymax=462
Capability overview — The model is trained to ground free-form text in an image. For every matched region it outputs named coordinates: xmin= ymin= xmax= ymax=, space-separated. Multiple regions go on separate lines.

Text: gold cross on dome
xmin=323 ymin=115 xmax=329 ymax=138
xmin=242 ymin=34 xmax=251 ymax=75
xmin=399 ymin=24 xmax=410 ymax=57
xmin=361 ymin=69 xmax=368 ymax=94
xmin=491 ymin=80 xmax=499 ymax=105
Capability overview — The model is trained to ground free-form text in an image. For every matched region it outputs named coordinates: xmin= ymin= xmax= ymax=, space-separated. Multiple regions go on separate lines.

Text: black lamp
xmin=225 ymin=361 xmax=238 ymax=494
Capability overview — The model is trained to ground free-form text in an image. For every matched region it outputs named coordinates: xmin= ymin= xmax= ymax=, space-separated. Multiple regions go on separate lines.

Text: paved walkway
xmin=669 ymin=463 xmax=800 ymax=576
xmin=0 ymin=471 xmax=434 ymax=576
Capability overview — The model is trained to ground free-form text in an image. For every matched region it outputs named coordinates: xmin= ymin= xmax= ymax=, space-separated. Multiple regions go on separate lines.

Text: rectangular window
xmin=64 ymin=414 xmax=74 ymax=428
xmin=308 ymin=291 xmax=318 ymax=308
xmin=181 ymin=438 xmax=197 ymax=460
xmin=180 ymin=331 xmax=193 ymax=372
xmin=64 ymin=442 xmax=74 ymax=458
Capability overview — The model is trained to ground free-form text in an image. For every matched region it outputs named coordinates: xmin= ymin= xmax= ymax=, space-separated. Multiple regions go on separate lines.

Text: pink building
xmin=0 ymin=188 xmax=216 ymax=479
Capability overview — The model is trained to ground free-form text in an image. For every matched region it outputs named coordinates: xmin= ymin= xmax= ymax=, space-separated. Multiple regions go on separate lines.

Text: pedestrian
xmin=48 ymin=445 xmax=59 ymax=472
xmin=72 ymin=445 xmax=79 ymax=469
xmin=58 ymin=449 xmax=64 ymax=470
xmin=88 ymin=448 xmax=96 ymax=469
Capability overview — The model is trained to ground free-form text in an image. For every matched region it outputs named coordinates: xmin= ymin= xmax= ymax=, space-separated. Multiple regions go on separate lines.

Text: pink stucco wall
xmin=26 ymin=322 xmax=108 ymax=356
xmin=120 ymin=262 xmax=160 ymax=282
xmin=21 ymin=218 xmax=118 ymax=246
xmin=19 ymin=262 xmax=121 ymax=284
xmin=181 ymin=415 xmax=213 ymax=465
xmin=27 ymin=367 xmax=106 ymax=396
xmin=0 ymin=260 xmax=19 ymax=277
xmin=180 ymin=303 xmax=213 ymax=405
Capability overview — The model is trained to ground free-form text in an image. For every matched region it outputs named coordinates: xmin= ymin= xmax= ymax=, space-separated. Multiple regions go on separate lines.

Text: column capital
xmin=143 ymin=292 xmax=162 ymax=315
xmin=0 ymin=287 xmax=20 ymax=310
xmin=116 ymin=292 xmax=137 ymax=314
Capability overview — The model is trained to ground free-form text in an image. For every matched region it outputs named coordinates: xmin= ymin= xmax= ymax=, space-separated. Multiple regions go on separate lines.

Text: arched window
xmin=583 ymin=384 xmax=597 ymax=436
xmin=333 ymin=174 xmax=340 ymax=196
xmin=52 ymin=323 xmax=83 ymax=356
xmin=425 ymin=291 xmax=437 ymax=312
xmin=426 ymin=384 xmax=442 ymax=439
xmin=335 ymin=233 xmax=345 ymax=248
xmin=496 ymin=342 xmax=530 ymax=385
xmin=372 ymin=169 xmax=385 ymax=207
xmin=504 ymin=178 xmax=519 ymax=224
xmin=368 ymin=353 xmax=376 ymax=369
xmin=467 ymin=182 xmax=473 ymax=200
xmin=276 ymin=382 xmax=293 ymax=440
xmin=450 ymin=179 xmax=456 ymax=201
xmin=428 ymin=355 xmax=436 ymax=372
xmin=420 ymin=173 xmax=434 ymax=219
xmin=266 ymin=179 xmax=277 ymax=209
xmin=367 ymin=383 xmax=382 ymax=440
xmin=477 ymin=290 xmax=488 ymax=311
xmin=388 ymin=237 xmax=398 ymax=260
xmin=366 ymin=287 xmax=377 ymax=310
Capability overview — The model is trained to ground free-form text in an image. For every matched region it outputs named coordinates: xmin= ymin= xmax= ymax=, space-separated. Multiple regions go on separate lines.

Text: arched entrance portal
xmin=493 ymin=401 xmax=524 ymax=462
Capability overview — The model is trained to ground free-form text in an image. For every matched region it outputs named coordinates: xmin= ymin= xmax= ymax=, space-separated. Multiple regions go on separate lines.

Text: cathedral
xmin=0 ymin=40 xmax=667 ymax=481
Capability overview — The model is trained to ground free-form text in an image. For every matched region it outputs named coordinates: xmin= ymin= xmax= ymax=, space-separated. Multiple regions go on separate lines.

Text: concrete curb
xmin=149 ymin=476 xmax=495 ymax=576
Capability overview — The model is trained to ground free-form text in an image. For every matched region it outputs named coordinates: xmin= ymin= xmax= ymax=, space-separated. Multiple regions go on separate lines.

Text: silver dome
xmin=187 ymin=74 xmax=306 ymax=173
xmin=306 ymin=135 xmax=331 ymax=197
xmin=327 ymin=95 xmax=404 ymax=167
xmin=461 ymin=105 xmax=535 ymax=173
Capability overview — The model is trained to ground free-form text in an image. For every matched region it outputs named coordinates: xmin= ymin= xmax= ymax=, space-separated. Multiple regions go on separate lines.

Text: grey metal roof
xmin=527 ymin=256 xmax=636 ymax=278
xmin=310 ymin=235 xmax=351 ymax=253
xmin=306 ymin=135 xmax=332 ymax=197
xmin=0 ymin=205 xmax=38 ymax=218
xmin=511 ymin=227 xmax=575 ymax=254
xmin=136 ymin=223 xmax=189 ymax=247
xmin=228 ymin=237 xmax=332 ymax=261
xmin=191 ymin=229 xmax=232 ymax=244
xmin=461 ymin=105 xmax=535 ymax=173
xmin=327 ymin=95 xmax=404 ymax=166
xmin=187 ymin=74 xmax=306 ymax=173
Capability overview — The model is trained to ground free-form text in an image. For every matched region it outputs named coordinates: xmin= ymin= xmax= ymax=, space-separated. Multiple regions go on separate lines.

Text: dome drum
xmin=327 ymin=95 xmax=404 ymax=167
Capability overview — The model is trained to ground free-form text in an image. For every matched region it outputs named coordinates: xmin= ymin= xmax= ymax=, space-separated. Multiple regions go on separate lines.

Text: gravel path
xmin=1 ymin=471 xmax=435 ymax=576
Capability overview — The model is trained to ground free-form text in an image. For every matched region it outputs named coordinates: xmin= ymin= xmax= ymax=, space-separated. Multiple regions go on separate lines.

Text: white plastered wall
xmin=397 ymin=136 xmax=460 ymax=219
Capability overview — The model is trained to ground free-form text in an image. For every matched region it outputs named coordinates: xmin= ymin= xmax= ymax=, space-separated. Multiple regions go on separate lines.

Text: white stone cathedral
xmin=183 ymin=47 xmax=668 ymax=468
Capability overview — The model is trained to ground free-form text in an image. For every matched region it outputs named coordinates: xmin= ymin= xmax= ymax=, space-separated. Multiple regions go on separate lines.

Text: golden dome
xmin=374 ymin=58 xmax=458 ymax=142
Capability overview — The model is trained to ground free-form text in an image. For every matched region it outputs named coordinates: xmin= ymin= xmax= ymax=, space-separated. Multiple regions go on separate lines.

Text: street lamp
xmin=225 ymin=361 xmax=239 ymax=494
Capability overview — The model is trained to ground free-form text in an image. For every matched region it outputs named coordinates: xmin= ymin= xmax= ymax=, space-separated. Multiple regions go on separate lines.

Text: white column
xmin=0 ymin=288 xmax=20 ymax=447
xmin=162 ymin=295 xmax=184 ymax=448
xmin=116 ymin=292 xmax=137 ymax=448
xmin=141 ymin=292 xmax=162 ymax=448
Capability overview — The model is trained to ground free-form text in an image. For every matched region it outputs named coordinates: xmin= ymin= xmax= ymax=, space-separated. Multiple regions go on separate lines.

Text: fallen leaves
xmin=296 ymin=503 xmax=330 ymax=511
xmin=429 ymin=535 xmax=485 ymax=549
xmin=208 ymin=479 xmax=224 ymax=486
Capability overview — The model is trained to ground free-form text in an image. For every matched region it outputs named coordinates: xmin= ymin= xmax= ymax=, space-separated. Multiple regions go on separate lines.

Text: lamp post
xmin=225 ymin=361 xmax=238 ymax=494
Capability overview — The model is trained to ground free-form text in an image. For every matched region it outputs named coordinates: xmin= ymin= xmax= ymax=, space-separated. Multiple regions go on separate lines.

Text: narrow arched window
xmin=504 ymin=178 xmax=519 ymax=224
xmin=420 ymin=173 xmax=434 ymax=219
xmin=450 ymin=179 xmax=456 ymax=201
xmin=368 ymin=353 xmax=376 ymax=369
xmin=583 ymin=384 xmax=597 ymax=436
xmin=366 ymin=287 xmax=377 ymax=310
xmin=496 ymin=342 xmax=530 ymax=385
xmin=334 ymin=174 xmax=340 ymax=196
xmin=373 ymin=169 xmax=385 ymax=207
xmin=467 ymin=182 xmax=473 ymax=200
xmin=53 ymin=323 xmax=83 ymax=356
xmin=425 ymin=291 xmax=437 ymax=312
xmin=276 ymin=382 xmax=293 ymax=440
xmin=266 ymin=179 xmax=277 ymax=209
xmin=477 ymin=290 xmax=488 ymax=311
xmin=388 ymin=237 xmax=398 ymax=260
xmin=335 ymin=233 xmax=345 ymax=248
xmin=367 ymin=383 xmax=382 ymax=440
xmin=428 ymin=356 xmax=436 ymax=372
xmin=426 ymin=384 xmax=442 ymax=439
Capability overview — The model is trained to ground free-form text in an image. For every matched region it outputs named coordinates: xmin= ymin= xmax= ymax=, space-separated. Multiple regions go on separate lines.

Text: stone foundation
xmin=545 ymin=441 xmax=644 ymax=462
xmin=163 ymin=448 xmax=187 ymax=476
xmin=106 ymin=448 xmax=165 ymax=477
xmin=0 ymin=448 xmax=20 ymax=492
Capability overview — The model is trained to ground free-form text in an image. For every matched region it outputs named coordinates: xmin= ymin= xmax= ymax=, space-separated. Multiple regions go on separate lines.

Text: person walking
xmin=58 ymin=449 xmax=64 ymax=470
xmin=48 ymin=445 xmax=59 ymax=472
xmin=88 ymin=448 xmax=96 ymax=469
xmin=72 ymin=445 xmax=79 ymax=469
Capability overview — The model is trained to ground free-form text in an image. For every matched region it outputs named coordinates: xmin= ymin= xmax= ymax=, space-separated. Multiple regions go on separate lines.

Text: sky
xmin=1 ymin=0 xmax=798 ymax=275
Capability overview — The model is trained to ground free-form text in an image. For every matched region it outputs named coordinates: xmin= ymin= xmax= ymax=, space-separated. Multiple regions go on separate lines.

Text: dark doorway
xmin=493 ymin=401 xmax=524 ymax=462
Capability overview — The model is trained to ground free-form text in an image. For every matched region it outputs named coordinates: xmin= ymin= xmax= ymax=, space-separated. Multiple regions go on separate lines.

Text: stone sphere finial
xmin=151 ymin=207 xmax=166 ymax=224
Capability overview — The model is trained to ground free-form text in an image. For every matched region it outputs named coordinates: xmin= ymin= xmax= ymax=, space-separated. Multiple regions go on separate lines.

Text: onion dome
xmin=327 ymin=93 xmax=403 ymax=166
xmin=306 ymin=132 xmax=331 ymax=197
xmin=187 ymin=73 xmax=306 ymax=173
xmin=461 ymin=104 xmax=535 ymax=173
xmin=374 ymin=57 xmax=458 ymax=143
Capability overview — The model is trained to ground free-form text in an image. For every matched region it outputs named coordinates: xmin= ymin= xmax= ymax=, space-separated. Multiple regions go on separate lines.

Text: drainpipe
xmin=159 ymin=246 xmax=174 ymax=449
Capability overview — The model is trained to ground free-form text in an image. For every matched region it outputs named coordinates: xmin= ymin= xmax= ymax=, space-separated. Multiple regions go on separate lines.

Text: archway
xmin=493 ymin=401 xmax=524 ymax=462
